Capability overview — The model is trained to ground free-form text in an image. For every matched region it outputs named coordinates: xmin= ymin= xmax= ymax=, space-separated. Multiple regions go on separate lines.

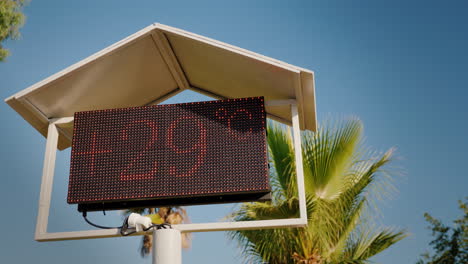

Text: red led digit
xmin=167 ymin=116 xmax=207 ymax=177
xmin=120 ymin=120 xmax=158 ymax=180
xmin=74 ymin=131 xmax=111 ymax=177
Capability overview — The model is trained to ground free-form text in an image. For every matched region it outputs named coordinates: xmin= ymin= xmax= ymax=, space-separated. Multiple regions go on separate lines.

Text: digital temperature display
xmin=68 ymin=97 xmax=270 ymax=211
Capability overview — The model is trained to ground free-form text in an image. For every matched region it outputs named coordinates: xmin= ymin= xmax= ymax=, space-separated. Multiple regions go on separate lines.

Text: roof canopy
xmin=5 ymin=23 xmax=316 ymax=150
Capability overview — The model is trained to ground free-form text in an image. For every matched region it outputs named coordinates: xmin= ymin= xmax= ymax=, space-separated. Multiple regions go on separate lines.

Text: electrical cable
xmin=82 ymin=211 xmax=172 ymax=236
xmin=82 ymin=211 xmax=122 ymax=229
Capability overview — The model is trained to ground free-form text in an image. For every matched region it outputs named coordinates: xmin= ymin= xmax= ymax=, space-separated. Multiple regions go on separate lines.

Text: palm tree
xmin=229 ymin=118 xmax=407 ymax=264
xmin=124 ymin=207 xmax=191 ymax=257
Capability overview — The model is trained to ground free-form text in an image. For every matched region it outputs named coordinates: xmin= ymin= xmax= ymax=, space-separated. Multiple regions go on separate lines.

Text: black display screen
xmin=68 ymin=97 xmax=270 ymax=211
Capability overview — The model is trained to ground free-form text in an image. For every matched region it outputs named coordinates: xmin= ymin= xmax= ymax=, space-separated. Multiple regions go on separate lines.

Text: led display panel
xmin=68 ymin=97 xmax=270 ymax=211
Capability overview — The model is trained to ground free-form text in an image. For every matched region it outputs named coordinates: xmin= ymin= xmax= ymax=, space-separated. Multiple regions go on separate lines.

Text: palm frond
xmin=337 ymin=147 xmax=395 ymax=224
xmin=229 ymin=118 xmax=406 ymax=263
xmin=230 ymin=194 xmax=316 ymax=222
xmin=328 ymin=198 xmax=366 ymax=260
xmin=231 ymin=199 xmax=298 ymax=221
xmin=231 ymin=227 xmax=300 ymax=264
xmin=343 ymin=228 xmax=407 ymax=261
xmin=303 ymin=118 xmax=363 ymax=200
xmin=267 ymin=122 xmax=296 ymax=199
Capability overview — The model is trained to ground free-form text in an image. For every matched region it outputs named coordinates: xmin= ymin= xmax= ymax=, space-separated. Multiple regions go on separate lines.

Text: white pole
xmin=291 ymin=103 xmax=307 ymax=220
xmin=153 ymin=228 xmax=182 ymax=264
xmin=35 ymin=122 xmax=59 ymax=240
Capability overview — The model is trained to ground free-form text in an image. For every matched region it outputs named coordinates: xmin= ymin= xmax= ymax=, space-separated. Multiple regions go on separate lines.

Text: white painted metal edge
xmin=35 ymin=100 xmax=308 ymax=242
xmin=154 ymin=23 xmax=309 ymax=74
xmin=36 ymin=218 xmax=307 ymax=242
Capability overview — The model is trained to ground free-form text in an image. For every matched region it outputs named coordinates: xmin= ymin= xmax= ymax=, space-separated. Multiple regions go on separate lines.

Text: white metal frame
xmin=35 ymin=101 xmax=307 ymax=242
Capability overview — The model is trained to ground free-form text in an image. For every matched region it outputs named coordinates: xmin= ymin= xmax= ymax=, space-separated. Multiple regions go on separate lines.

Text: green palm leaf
xmin=229 ymin=118 xmax=406 ymax=263
xmin=267 ymin=122 xmax=296 ymax=199
xmin=343 ymin=228 xmax=407 ymax=261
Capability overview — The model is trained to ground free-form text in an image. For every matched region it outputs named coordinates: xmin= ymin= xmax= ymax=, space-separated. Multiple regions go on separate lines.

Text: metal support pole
xmin=153 ymin=228 xmax=182 ymax=264
xmin=35 ymin=122 xmax=59 ymax=239
xmin=33 ymin=100 xmax=308 ymax=242
xmin=291 ymin=103 xmax=307 ymax=220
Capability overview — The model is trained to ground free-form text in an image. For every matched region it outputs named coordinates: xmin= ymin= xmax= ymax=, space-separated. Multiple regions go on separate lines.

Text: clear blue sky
xmin=1 ymin=0 xmax=467 ymax=263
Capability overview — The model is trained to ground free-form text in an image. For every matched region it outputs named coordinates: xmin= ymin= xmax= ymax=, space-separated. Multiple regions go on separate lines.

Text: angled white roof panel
xmin=5 ymin=23 xmax=316 ymax=150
